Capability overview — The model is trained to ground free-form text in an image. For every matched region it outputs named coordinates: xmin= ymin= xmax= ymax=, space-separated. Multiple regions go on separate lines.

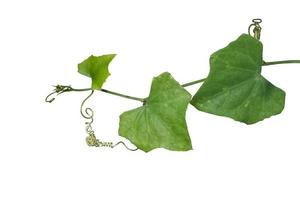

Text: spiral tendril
xmin=248 ymin=18 xmax=262 ymax=40
xmin=80 ymin=90 xmax=138 ymax=151
xmin=80 ymin=90 xmax=94 ymax=120
xmin=45 ymin=85 xmax=73 ymax=103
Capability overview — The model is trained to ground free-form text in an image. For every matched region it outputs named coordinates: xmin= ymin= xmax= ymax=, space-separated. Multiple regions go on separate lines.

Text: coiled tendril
xmin=80 ymin=90 xmax=138 ymax=151
xmin=248 ymin=18 xmax=262 ymax=40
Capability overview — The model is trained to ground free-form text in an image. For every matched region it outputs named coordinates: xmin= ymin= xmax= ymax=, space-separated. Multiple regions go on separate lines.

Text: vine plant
xmin=46 ymin=19 xmax=300 ymax=152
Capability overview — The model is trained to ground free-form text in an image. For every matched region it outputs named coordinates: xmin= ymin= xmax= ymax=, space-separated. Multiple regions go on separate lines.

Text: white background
xmin=1 ymin=0 xmax=300 ymax=199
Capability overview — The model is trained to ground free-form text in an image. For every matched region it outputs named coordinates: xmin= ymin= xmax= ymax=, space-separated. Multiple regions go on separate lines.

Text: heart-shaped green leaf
xmin=191 ymin=34 xmax=285 ymax=124
xmin=78 ymin=54 xmax=116 ymax=90
xmin=119 ymin=72 xmax=192 ymax=152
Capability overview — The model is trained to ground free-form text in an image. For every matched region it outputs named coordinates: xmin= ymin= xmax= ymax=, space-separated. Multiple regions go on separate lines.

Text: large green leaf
xmin=191 ymin=34 xmax=285 ymax=124
xmin=78 ymin=54 xmax=116 ymax=90
xmin=119 ymin=72 xmax=192 ymax=152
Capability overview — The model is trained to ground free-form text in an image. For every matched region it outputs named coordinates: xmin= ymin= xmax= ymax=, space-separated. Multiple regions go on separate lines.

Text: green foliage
xmin=191 ymin=34 xmax=285 ymax=124
xmin=118 ymin=72 xmax=192 ymax=152
xmin=78 ymin=54 xmax=116 ymax=90
xmin=48 ymin=27 xmax=300 ymax=152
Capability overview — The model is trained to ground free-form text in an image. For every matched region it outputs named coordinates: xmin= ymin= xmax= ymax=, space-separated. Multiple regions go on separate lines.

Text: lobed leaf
xmin=191 ymin=34 xmax=285 ymax=124
xmin=118 ymin=72 xmax=192 ymax=152
xmin=78 ymin=54 xmax=116 ymax=90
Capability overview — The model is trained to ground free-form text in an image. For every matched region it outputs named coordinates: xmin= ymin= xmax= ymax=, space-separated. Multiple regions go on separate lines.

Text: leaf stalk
xmin=263 ymin=60 xmax=300 ymax=66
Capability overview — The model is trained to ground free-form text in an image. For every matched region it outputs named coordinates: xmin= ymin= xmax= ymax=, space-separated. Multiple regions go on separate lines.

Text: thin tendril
xmin=112 ymin=141 xmax=138 ymax=151
xmin=79 ymin=90 xmax=139 ymax=151
xmin=248 ymin=18 xmax=262 ymax=40
xmin=45 ymin=85 xmax=73 ymax=103
xmin=80 ymin=90 xmax=94 ymax=120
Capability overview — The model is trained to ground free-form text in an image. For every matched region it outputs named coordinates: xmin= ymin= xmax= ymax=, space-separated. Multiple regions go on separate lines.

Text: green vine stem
xmin=263 ymin=60 xmax=300 ymax=66
xmin=72 ymin=87 xmax=145 ymax=102
xmin=100 ymin=89 xmax=145 ymax=102
xmin=45 ymin=78 xmax=208 ymax=103
xmin=181 ymin=78 xmax=206 ymax=87
xmin=45 ymin=59 xmax=300 ymax=104
xmin=45 ymin=85 xmax=145 ymax=103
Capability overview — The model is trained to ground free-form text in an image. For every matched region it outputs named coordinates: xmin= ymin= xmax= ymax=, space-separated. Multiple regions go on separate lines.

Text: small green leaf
xmin=119 ymin=72 xmax=192 ymax=152
xmin=191 ymin=34 xmax=285 ymax=124
xmin=78 ymin=54 xmax=116 ymax=90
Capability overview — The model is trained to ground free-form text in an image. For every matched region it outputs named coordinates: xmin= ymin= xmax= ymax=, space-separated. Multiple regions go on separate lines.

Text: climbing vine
xmin=46 ymin=19 xmax=300 ymax=152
